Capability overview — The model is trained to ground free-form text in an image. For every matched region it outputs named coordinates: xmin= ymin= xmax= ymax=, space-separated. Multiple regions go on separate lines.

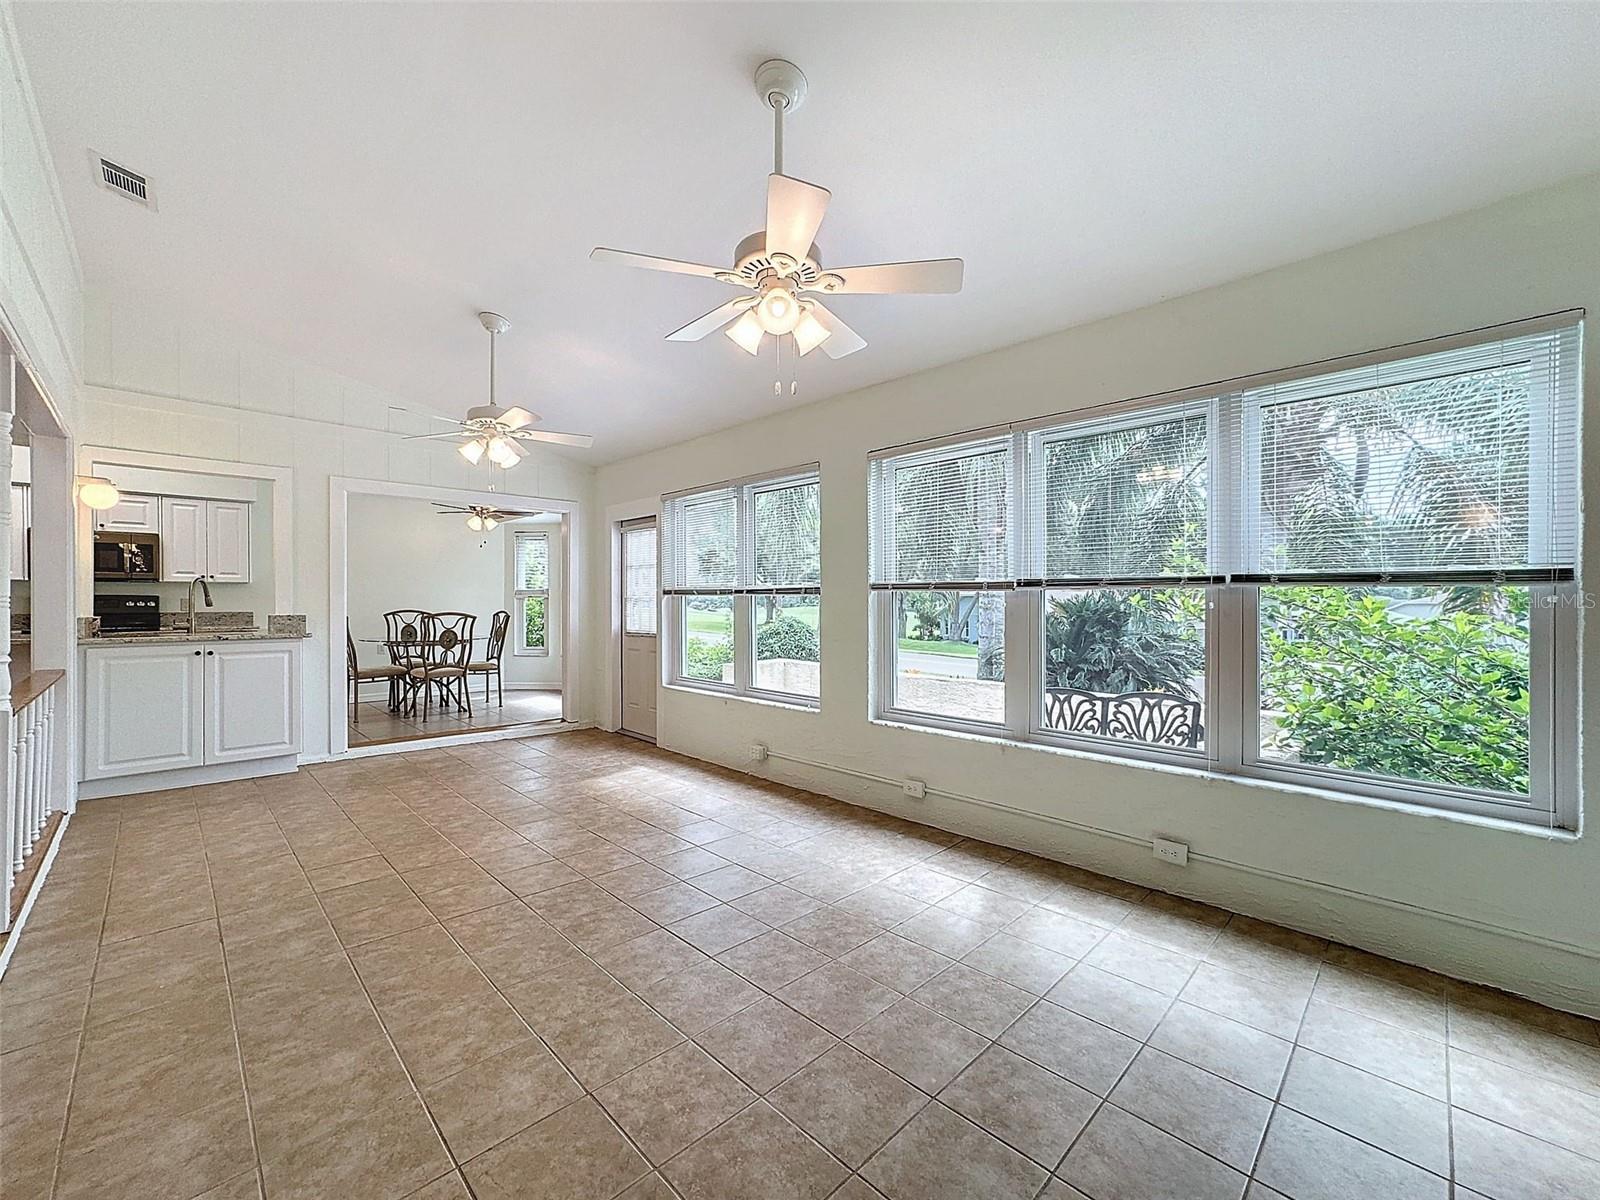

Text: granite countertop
xmin=81 ymin=630 xmax=313 ymax=646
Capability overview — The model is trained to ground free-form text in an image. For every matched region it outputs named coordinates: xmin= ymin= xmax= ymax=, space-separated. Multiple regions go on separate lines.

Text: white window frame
xmin=621 ymin=519 xmax=659 ymax=637
xmin=869 ymin=317 xmax=1581 ymax=831
xmin=666 ymin=465 xmax=821 ymax=709
xmin=513 ymin=530 xmax=550 ymax=657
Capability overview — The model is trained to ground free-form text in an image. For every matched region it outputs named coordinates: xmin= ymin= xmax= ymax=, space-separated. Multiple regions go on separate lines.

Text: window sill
xmin=664 ymin=682 xmax=819 ymax=714
xmin=868 ymin=715 xmax=1578 ymax=839
xmin=513 ymin=648 xmax=550 ymax=658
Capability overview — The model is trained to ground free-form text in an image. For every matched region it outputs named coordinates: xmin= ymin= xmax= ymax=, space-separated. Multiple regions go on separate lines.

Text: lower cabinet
xmin=81 ymin=640 xmax=301 ymax=781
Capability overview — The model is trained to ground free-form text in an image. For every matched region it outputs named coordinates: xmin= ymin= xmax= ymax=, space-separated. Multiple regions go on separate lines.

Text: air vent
xmin=89 ymin=149 xmax=156 ymax=209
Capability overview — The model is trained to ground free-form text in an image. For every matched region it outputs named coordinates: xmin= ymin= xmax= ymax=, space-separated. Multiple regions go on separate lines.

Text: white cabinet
xmin=205 ymin=501 xmax=252 ymax=583
xmin=81 ymin=643 xmax=207 ymax=779
xmin=204 ymin=642 xmax=300 ymax=762
xmin=95 ymin=492 xmax=160 ymax=533
xmin=9 ymin=483 xmax=28 ymax=581
xmin=160 ymin=496 xmax=251 ymax=583
xmin=81 ymin=639 xmax=301 ymax=782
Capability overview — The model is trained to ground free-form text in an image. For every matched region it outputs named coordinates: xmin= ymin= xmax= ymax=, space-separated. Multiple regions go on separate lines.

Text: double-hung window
xmin=664 ymin=465 xmax=821 ymax=705
xmin=513 ymin=531 xmax=550 ymax=654
xmin=870 ymin=314 xmax=1581 ymax=827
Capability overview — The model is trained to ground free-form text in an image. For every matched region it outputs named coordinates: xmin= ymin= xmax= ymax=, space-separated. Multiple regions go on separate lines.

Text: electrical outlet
xmin=1152 ymin=837 xmax=1189 ymax=867
xmin=748 ymin=743 xmax=768 ymax=763
xmin=902 ymin=778 xmax=927 ymax=799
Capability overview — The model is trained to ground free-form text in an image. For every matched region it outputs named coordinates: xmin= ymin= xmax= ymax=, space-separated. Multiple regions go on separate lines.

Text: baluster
xmin=13 ymin=701 xmax=30 ymax=874
xmin=28 ymin=698 xmax=45 ymax=852
xmin=39 ymin=691 xmax=54 ymax=828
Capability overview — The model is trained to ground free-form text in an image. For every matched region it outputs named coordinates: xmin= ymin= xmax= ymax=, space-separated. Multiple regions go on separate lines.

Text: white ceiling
xmin=16 ymin=2 xmax=1600 ymax=463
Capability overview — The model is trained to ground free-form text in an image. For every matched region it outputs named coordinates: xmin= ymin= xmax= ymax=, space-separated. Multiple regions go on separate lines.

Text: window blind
xmin=662 ymin=466 xmax=821 ymax=594
xmin=1229 ymin=316 xmax=1581 ymax=583
xmin=868 ymin=436 xmax=1013 ymax=588
xmin=1019 ymin=397 xmax=1214 ymax=586
xmin=514 ymin=532 xmax=549 ymax=591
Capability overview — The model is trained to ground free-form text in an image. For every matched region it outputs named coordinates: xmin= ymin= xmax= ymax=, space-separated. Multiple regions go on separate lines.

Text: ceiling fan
xmin=432 ymin=502 xmax=542 ymax=532
xmin=408 ymin=312 xmax=594 ymax=468
xmin=591 ymin=59 xmax=963 ymax=362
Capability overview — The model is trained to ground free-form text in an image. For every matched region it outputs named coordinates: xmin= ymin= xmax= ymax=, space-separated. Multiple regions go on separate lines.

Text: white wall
xmin=594 ymin=174 xmax=1600 ymax=1017
xmin=345 ymin=496 xmax=562 ymax=696
xmin=76 ymin=292 xmax=596 ymax=760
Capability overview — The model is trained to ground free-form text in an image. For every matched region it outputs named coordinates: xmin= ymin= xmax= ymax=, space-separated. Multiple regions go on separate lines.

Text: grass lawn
xmin=685 ymin=603 xmax=820 ymax=638
xmin=897 ymin=637 xmax=977 ymax=657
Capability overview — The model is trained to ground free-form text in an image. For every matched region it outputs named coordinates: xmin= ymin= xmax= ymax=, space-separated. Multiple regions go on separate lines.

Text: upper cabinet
xmin=160 ymin=497 xmax=252 ymax=583
xmin=95 ymin=492 xmax=160 ymax=533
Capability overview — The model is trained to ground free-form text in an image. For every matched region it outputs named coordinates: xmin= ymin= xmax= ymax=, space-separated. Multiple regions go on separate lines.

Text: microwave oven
xmin=93 ymin=531 xmax=161 ymax=581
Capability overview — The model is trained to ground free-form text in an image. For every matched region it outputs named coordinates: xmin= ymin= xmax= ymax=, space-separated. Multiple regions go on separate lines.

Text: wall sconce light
xmin=75 ymin=475 xmax=122 ymax=510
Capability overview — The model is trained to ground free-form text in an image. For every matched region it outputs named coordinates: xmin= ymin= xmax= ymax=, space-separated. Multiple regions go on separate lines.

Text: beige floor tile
xmin=595 ymin=1041 xmax=756 ymax=1162
xmin=545 ymin=993 xmax=684 ymax=1088
xmin=1446 ymin=1003 xmax=1600 ymax=1096
xmin=1059 ymin=1104 xmax=1245 ymax=1200
xmin=627 ymin=880 xmax=722 ymax=923
xmin=1047 ymin=962 xmax=1173 ymax=1039
xmin=697 ymin=996 xmax=839 ymax=1092
xmin=65 ymin=1035 xmax=247 ymax=1149
xmin=503 ymin=955 xmax=633 ymax=1035
xmin=861 ymin=1102 xmax=1048 ymax=1200
xmin=634 ymin=959 xmax=766 ymax=1036
xmin=718 ymin=930 xmax=831 ymax=991
xmin=664 ymin=1100 xmax=848 ymax=1200
xmin=423 ymin=1038 xmax=584 ymax=1160
xmin=55 ymin=1092 xmax=255 ymax=1200
xmin=670 ymin=904 xmax=771 ymax=955
xmin=466 ymin=1095 xmax=650 ymax=1200
xmin=909 ymin=962 xmax=1034 ymax=1037
xmin=894 ymin=907 xmax=992 ymax=959
xmin=248 ymin=1041 xmax=416 ymax=1161
xmin=1148 ymin=1001 xmax=1293 ymax=1097
xmin=779 ymin=962 xmax=901 ymax=1036
xmin=263 ymin=1093 xmax=445 ymax=1200
xmin=1452 ymin=1107 xmax=1600 ymax=1200
xmin=1255 ymin=1108 xmax=1447 ymax=1200
xmin=935 ymin=882 xmax=1032 ymax=929
xmin=938 ymin=1045 xmax=1096 ymax=1167
xmin=1108 ymin=1046 xmax=1272 ymax=1171
xmin=1178 ymin=961 xmax=1310 ymax=1040
xmin=691 ymin=863 xmax=774 ymax=901
xmin=846 ymin=998 xmax=989 ymax=1093
xmin=884 ymin=864 xmax=968 ymax=904
xmin=1298 ymin=999 xmax=1446 ymax=1097
xmin=770 ymin=1043 xmax=930 ymax=1168
xmin=838 ymin=932 xmax=953 ymax=993
xmin=783 ymin=906 xmax=884 ymax=956
xmin=998 ymin=998 xmax=1140 ymax=1095
xmin=591 ymin=927 xmax=710 ymax=988
xmin=1449 ymin=1045 xmax=1600 ymax=1161
xmin=1311 ymin=965 xmax=1446 ymax=1040
xmin=731 ymin=884 xmax=826 ymax=926
xmin=1204 ymin=918 xmax=1323 ymax=990
xmin=1280 ymin=1047 xmax=1448 ymax=1173
xmin=960 ymin=931 xmax=1074 ymax=994
xmin=1081 ymin=931 xmax=1200 ymax=996
xmin=388 ymin=992 xmax=534 ymax=1083
xmin=195 ymin=1170 xmax=264 ymax=1199
xmin=0 ymin=983 xmax=90 ymax=1051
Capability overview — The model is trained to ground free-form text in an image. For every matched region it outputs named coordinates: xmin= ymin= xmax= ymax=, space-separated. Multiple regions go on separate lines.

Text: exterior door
xmin=619 ymin=518 xmax=658 ymax=741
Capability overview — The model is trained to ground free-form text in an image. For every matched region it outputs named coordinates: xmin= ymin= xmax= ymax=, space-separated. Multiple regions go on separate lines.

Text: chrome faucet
xmin=187 ymin=576 xmax=214 ymax=629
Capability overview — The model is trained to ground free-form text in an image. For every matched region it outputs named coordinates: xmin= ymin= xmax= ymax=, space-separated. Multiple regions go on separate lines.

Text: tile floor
xmin=347 ymin=690 xmax=564 ymax=746
xmin=2 ymin=730 xmax=1597 ymax=1200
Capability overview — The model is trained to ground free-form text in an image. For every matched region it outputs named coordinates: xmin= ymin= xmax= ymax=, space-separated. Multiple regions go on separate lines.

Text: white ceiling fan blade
xmin=666 ymin=297 xmax=755 ymax=342
xmin=513 ymin=428 xmax=595 ymax=449
xmin=590 ymin=247 xmax=726 ymax=279
xmin=401 ymin=430 xmax=470 ymax=441
xmin=498 ymin=405 xmax=536 ymax=430
xmin=807 ymin=303 xmax=867 ymax=359
xmin=765 ymin=174 xmax=830 ymax=266
xmin=822 ymin=259 xmax=964 ymax=295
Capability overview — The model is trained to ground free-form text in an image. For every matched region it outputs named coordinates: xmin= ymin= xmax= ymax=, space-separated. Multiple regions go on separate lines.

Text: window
xmin=622 ymin=523 xmax=658 ymax=636
xmin=663 ymin=466 xmax=820 ymax=704
xmin=514 ymin=531 xmax=549 ymax=654
xmin=870 ymin=314 xmax=1580 ymax=826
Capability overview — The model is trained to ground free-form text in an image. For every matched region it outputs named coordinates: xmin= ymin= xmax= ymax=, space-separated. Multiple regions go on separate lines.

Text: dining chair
xmin=407 ymin=611 xmax=475 ymax=720
xmin=467 ymin=610 xmax=511 ymax=706
xmin=347 ymin=624 xmax=407 ymax=723
xmin=382 ymin=609 xmax=429 ymax=671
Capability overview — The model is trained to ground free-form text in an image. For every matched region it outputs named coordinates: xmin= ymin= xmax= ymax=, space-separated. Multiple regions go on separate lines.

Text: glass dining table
xmin=356 ymin=638 xmax=487 ymax=717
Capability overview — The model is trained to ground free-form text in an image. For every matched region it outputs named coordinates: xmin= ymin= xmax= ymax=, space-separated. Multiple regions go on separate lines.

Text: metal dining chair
xmin=346 ymin=624 xmax=407 ymax=723
xmin=407 ymin=611 xmax=475 ymax=720
xmin=382 ymin=609 xmax=429 ymax=672
xmin=467 ymin=610 xmax=511 ymax=706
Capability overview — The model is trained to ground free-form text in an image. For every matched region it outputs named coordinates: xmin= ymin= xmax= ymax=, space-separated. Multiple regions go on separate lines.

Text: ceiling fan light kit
xmin=591 ymin=58 xmax=964 ymax=371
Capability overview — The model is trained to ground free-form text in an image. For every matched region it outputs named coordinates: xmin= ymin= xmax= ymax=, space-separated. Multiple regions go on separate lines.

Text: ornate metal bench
xmin=1043 ymin=687 xmax=1203 ymax=749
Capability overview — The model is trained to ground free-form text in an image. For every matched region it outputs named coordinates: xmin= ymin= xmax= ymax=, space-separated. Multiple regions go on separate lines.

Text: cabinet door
xmin=160 ymin=497 xmax=207 ymax=582
xmin=203 ymin=642 xmax=300 ymax=763
xmin=96 ymin=492 xmax=160 ymax=533
xmin=205 ymin=500 xmax=251 ymax=583
xmin=9 ymin=483 xmax=27 ymax=582
xmin=81 ymin=645 xmax=206 ymax=780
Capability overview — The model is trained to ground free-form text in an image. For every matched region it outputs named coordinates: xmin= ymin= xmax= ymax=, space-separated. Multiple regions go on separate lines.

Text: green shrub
xmin=684 ymin=638 xmax=734 ymax=681
xmin=757 ymin=616 xmax=819 ymax=662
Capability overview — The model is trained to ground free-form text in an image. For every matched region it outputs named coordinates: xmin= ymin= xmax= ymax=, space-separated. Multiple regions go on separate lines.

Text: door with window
xmin=620 ymin=518 xmax=659 ymax=740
